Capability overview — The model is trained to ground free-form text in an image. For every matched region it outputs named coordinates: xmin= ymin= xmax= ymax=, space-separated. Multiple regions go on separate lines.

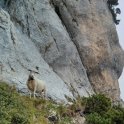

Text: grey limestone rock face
xmin=0 ymin=8 xmax=74 ymax=102
xmin=52 ymin=0 xmax=124 ymax=101
xmin=0 ymin=0 xmax=123 ymax=102
xmin=0 ymin=0 xmax=94 ymax=102
xmin=7 ymin=0 xmax=94 ymax=97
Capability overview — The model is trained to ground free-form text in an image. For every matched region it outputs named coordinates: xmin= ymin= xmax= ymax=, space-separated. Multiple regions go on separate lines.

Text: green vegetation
xmin=107 ymin=0 xmax=119 ymax=6
xmin=0 ymin=82 xmax=35 ymax=124
xmin=86 ymin=113 xmax=111 ymax=124
xmin=0 ymin=82 xmax=72 ymax=124
xmin=84 ymin=94 xmax=111 ymax=115
xmin=0 ymin=82 xmax=124 ymax=124
xmin=84 ymin=94 xmax=124 ymax=124
xmin=65 ymin=94 xmax=124 ymax=124
xmin=107 ymin=0 xmax=121 ymax=25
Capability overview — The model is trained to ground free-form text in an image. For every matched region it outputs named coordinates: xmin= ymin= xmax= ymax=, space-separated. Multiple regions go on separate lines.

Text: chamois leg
xmin=30 ymin=92 xmax=32 ymax=98
xmin=39 ymin=92 xmax=42 ymax=99
xmin=33 ymin=87 xmax=36 ymax=99
xmin=44 ymin=89 xmax=46 ymax=99
xmin=33 ymin=91 xmax=36 ymax=99
xmin=40 ymin=91 xmax=44 ymax=99
xmin=42 ymin=89 xmax=46 ymax=99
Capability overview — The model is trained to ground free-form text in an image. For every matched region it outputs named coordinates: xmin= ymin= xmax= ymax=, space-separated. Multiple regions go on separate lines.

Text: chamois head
xmin=28 ymin=73 xmax=34 ymax=81
xmin=28 ymin=69 xmax=39 ymax=81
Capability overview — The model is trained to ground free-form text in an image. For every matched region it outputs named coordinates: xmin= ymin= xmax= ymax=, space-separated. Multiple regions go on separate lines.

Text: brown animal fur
xmin=26 ymin=72 xmax=46 ymax=98
xmin=27 ymin=80 xmax=35 ymax=91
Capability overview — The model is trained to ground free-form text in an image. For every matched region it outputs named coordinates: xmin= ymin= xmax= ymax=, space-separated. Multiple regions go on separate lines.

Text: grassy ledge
xmin=0 ymin=82 xmax=124 ymax=124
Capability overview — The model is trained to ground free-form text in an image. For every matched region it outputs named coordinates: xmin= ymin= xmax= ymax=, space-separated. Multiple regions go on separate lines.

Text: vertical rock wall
xmin=52 ymin=0 xmax=124 ymax=101
xmin=0 ymin=0 xmax=123 ymax=102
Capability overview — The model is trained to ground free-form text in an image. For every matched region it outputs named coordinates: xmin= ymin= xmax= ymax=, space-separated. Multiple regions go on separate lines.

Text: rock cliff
xmin=0 ymin=0 xmax=123 ymax=102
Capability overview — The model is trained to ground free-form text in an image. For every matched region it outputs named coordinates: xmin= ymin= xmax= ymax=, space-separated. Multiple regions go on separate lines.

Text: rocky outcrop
xmin=52 ymin=0 xmax=124 ymax=102
xmin=0 ymin=0 xmax=123 ymax=102
xmin=0 ymin=8 xmax=74 ymax=102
